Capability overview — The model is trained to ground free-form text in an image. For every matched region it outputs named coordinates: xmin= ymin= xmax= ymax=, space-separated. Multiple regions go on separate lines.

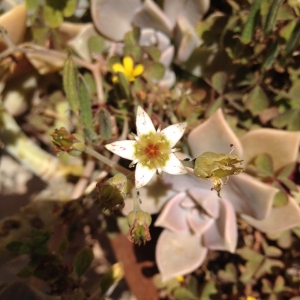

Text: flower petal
xmin=161 ymin=153 xmax=187 ymax=175
xmin=161 ymin=122 xmax=187 ymax=148
xmin=135 ymin=163 xmax=156 ymax=188
xmin=242 ymin=196 xmax=300 ymax=233
xmin=188 ymin=109 xmax=243 ymax=158
xmin=240 ymin=129 xmax=300 ymax=172
xmin=105 ymin=140 xmax=136 ymax=160
xmin=123 ymin=56 xmax=134 ymax=73
xmin=223 ymin=173 xmax=277 ymax=220
xmin=155 ymin=192 xmax=190 ymax=232
xmin=203 ymin=198 xmax=237 ymax=253
xmin=91 ymin=0 xmax=141 ymax=41
xmin=136 ymin=106 xmax=156 ymax=135
xmin=156 ymin=229 xmax=208 ymax=282
xmin=112 ymin=62 xmax=125 ymax=73
xmin=133 ymin=64 xmax=144 ymax=77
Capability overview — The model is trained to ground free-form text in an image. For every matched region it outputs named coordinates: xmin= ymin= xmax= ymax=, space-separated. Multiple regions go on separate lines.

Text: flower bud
xmin=95 ymin=174 xmax=132 ymax=212
xmin=51 ymin=127 xmax=85 ymax=157
xmin=127 ymin=210 xmax=152 ymax=246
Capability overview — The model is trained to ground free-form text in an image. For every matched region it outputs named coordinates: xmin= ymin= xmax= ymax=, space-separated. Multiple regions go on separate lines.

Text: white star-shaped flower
xmin=105 ymin=106 xmax=187 ymax=188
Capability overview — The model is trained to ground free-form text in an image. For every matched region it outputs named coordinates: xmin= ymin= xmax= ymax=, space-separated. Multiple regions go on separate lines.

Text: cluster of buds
xmin=51 ymin=127 xmax=85 ymax=157
xmin=95 ymin=173 xmax=132 ymax=212
xmin=193 ymin=147 xmax=244 ymax=197
xmin=127 ymin=210 xmax=152 ymax=246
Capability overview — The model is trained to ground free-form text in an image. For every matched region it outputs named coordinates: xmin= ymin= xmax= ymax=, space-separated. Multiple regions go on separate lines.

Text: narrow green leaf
xmin=78 ymin=76 xmax=93 ymax=129
xmin=99 ymin=109 xmax=112 ymax=140
xmin=75 ymin=248 xmax=94 ymax=277
xmin=262 ymin=42 xmax=279 ymax=70
xmin=263 ymin=0 xmax=284 ymax=36
xmin=240 ymin=0 xmax=261 ymax=44
xmin=284 ymin=20 xmax=300 ymax=57
xmin=63 ymin=56 xmax=79 ymax=112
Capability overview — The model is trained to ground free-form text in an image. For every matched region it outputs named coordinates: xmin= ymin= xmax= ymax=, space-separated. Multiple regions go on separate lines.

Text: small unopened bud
xmin=95 ymin=174 xmax=132 ymax=212
xmin=127 ymin=210 xmax=152 ymax=246
xmin=51 ymin=127 xmax=85 ymax=156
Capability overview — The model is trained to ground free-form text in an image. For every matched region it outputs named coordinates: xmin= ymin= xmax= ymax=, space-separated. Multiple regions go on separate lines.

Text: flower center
xmin=134 ymin=132 xmax=171 ymax=170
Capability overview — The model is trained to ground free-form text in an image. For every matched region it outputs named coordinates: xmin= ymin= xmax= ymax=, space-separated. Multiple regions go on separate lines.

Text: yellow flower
xmin=112 ymin=56 xmax=144 ymax=83
xmin=246 ymin=297 xmax=257 ymax=300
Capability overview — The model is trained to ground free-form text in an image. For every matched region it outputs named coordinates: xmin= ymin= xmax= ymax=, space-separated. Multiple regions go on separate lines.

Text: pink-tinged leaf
xmin=242 ymin=196 xmax=300 ymax=233
xmin=175 ymin=16 xmax=200 ymax=63
xmin=105 ymin=140 xmax=136 ymax=160
xmin=132 ymin=0 xmax=173 ymax=36
xmin=136 ymin=106 xmax=156 ymax=135
xmin=123 ymin=176 xmax=176 ymax=215
xmin=203 ymin=198 xmax=237 ymax=253
xmin=163 ymin=0 xmax=210 ymax=28
xmin=161 ymin=122 xmax=187 ymax=147
xmin=188 ymin=208 xmax=214 ymax=235
xmin=160 ymin=46 xmax=174 ymax=67
xmin=161 ymin=153 xmax=187 ymax=175
xmin=187 ymin=187 xmax=220 ymax=218
xmin=240 ymin=129 xmax=300 ymax=172
xmin=135 ymin=163 xmax=156 ymax=188
xmin=155 ymin=192 xmax=190 ymax=232
xmin=91 ymin=0 xmax=141 ymax=41
xmin=223 ymin=173 xmax=277 ymax=220
xmin=156 ymin=230 xmax=208 ymax=281
xmin=188 ymin=109 xmax=243 ymax=158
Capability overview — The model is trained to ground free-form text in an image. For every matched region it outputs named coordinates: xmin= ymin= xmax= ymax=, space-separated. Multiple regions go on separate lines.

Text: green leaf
xmin=263 ymin=0 xmax=284 ymax=36
xmin=116 ymin=72 xmax=131 ymax=99
xmin=206 ymin=96 xmax=223 ymax=117
xmin=211 ymin=72 xmax=228 ymax=94
xmin=254 ymin=153 xmax=273 ymax=176
xmin=62 ymin=0 xmax=77 ymax=17
xmin=173 ymin=287 xmax=197 ymax=300
xmin=6 ymin=241 xmax=23 ymax=253
xmin=262 ymin=42 xmax=279 ymax=70
xmin=123 ymin=45 xmax=142 ymax=62
xmin=279 ymin=20 xmax=297 ymax=41
xmin=63 ymin=56 xmax=80 ymax=112
xmin=44 ymin=3 xmax=63 ymax=28
xmin=218 ymin=263 xmax=238 ymax=283
xmin=78 ymin=76 xmax=93 ymax=129
xmin=88 ymin=35 xmax=106 ymax=56
xmin=143 ymin=46 xmax=161 ymax=61
xmin=74 ymin=248 xmax=94 ymax=277
xmin=273 ymin=190 xmax=288 ymax=207
xmin=284 ymin=20 xmax=300 ymax=57
xmin=199 ymin=281 xmax=218 ymax=300
xmin=245 ymin=85 xmax=269 ymax=116
xmin=25 ymin=0 xmax=39 ymax=24
xmin=240 ymin=0 xmax=261 ymax=44
xmin=99 ymin=109 xmax=112 ymax=140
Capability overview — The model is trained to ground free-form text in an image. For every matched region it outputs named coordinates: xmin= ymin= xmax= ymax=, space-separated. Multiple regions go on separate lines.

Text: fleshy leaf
xmin=211 ymin=72 xmax=228 ymax=95
xmin=242 ymin=196 xmax=300 ymax=233
xmin=188 ymin=109 xmax=243 ymax=158
xmin=203 ymin=198 xmax=237 ymax=253
xmin=240 ymin=129 xmax=300 ymax=172
xmin=91 ymin=0 xmax=141 ymax=41
xmin=156 ymin=230 xmax=208 ymax=281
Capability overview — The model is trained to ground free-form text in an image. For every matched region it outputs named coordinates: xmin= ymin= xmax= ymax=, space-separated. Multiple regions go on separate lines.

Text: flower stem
xmin=84 ymin=146 xmax=130 ymax=175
